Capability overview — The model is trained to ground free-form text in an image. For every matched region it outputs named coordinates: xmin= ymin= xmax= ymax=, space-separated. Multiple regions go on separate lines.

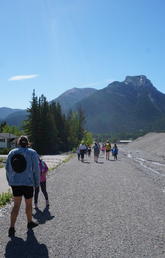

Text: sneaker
xmin=8 ymin=227 xmax=15 ymax=237
xmin=27 ymin=221 xmax=39 ymax=229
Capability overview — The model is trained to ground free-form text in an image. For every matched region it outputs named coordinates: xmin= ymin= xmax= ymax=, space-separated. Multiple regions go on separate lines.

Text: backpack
xmin=94 ymin=144 xmax=100 ymax=154
xmin=112 ymin=148 xmax=118 ymax=155
xmin=11 ymin=153 xmax=27 ymax=173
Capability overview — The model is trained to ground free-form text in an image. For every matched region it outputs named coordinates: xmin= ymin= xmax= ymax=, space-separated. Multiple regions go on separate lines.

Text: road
xmin=1 ymin=150 xmax=165 ymax=257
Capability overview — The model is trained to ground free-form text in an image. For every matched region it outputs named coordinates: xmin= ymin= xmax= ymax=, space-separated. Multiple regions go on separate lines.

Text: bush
xmin=0 ymin=148 xmax=11 ymax=154
xmin=0 ymin=190 xmax=13 ymax=207
xmin=0 ymin=157 xmax=6 ymax=168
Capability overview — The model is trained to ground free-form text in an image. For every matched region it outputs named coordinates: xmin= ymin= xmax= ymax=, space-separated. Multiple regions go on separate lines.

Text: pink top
xmin=39 ymin=159 xmax=48 ymax=182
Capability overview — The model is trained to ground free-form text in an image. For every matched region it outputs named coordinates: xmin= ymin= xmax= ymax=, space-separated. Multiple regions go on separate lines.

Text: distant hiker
xmin=112 ymin=144 xmax=118 ymax=160
xmin=34 ymin=159 xmax=49 ymax=209
xmin=101 ymin=143 xmax=106 ymax=153
xmin=105 ymin=140 xmax=111 ymax=160
xmin=76 ymin=146 xmax=80 ymax=160
xmin=87 ymin=146 xmax=92 ymax=157
xmin=93 ymin=142 xmax=100 ymax=163
xmin=6 ymin=135 xmax=40 ymax=237
xmin=79 ymin=141 xmax=87 ymax=162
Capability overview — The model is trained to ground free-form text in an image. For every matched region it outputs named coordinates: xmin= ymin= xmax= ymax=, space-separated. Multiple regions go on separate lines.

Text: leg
xmin=34 ymin=186 xmax=40 ymax=205
xmin=10 ymin=196 xmax=22 ymax=228
xmin=25 ymin=197 xmax=39 ymax=229
xmin=40 ymin=181 xmax=49 ymax=201
xmin=25 ymin=198 xmax=33 ymax=223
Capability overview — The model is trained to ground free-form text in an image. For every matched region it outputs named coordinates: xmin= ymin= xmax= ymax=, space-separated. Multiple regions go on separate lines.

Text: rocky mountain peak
xmin=124 ymin=75 xmax=149 ymax=86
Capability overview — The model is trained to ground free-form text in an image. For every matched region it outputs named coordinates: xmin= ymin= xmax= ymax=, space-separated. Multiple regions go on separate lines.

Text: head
xmin=17 ymin=135 xmax=29 ymax=148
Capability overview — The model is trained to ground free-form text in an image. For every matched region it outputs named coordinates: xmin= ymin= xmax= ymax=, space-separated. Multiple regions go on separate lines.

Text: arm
xmin=32 ymin=152 xmax=40 ymax=187
xmin=5 ymin=151 xmax=12 ymax=185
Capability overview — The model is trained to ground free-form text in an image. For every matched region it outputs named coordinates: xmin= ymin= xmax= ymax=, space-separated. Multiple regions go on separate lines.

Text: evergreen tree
xmin=24 ymin=91 xmax=87 ymax=154
xmin=24 ymin=90 xmax=40 ymax=152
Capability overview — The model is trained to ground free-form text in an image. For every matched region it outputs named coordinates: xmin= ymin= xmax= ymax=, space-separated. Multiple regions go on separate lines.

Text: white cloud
xmin=8 ymin=74 xmax=39 ymax=81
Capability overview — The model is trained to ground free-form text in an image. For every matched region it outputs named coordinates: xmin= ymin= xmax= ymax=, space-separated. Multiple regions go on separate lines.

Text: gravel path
xmin=1 ymin=151 xmax=165 ymax=257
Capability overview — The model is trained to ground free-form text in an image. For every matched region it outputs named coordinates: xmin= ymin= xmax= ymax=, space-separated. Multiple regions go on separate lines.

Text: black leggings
xmin=34 ymin=181 xmax=48 ymax=204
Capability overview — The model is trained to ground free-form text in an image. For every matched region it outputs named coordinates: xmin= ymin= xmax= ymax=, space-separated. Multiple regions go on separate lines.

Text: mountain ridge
xmin=1 ymin=75 xmax=165 ymax=134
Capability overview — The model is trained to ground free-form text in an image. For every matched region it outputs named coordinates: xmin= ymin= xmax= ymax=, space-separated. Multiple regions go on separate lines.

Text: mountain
xmin=73 ymin=75 xmax=165 ymax=133
xmin=0 ymin=88 xmax=97 ymax=126
xmin=51 ymin=87 xmax=97 ymax=112
xmin=5 ymin=110 xmax=28 ymax=127
xmin=1 ymin=75 xmax=165 ymax=134
xmin=0 ymin=107 xmax=21 ymax=120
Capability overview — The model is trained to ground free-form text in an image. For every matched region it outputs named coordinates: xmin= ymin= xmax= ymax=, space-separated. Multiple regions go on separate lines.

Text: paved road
xmin=1 ymin=151 xmax=165 ymax=257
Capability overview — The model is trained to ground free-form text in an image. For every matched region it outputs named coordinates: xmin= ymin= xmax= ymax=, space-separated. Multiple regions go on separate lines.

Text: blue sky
xmin=0 ymin=0 xmax=165 ymax=109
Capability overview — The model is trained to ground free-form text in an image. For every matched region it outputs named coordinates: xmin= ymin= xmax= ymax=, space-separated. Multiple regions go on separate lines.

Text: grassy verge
xmin=0 ymin=190 xmax=13 ymax=207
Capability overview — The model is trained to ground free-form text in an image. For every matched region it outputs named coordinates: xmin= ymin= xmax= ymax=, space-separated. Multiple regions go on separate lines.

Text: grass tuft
xmin=0 ymin=190 xmax=13 ymax=207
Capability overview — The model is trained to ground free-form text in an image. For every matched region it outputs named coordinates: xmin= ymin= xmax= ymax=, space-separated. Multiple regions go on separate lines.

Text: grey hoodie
xmin=6 ymin=147 xmax=40 ymax=187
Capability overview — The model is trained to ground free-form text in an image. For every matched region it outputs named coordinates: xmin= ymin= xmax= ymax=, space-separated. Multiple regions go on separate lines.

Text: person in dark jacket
xmin=112 ymin=143 xmax=118 ymax=160
xmin=6 ymin=135 xmax=40 ymax=237
xmin=93 ymin=142 xmax=100 ymax=163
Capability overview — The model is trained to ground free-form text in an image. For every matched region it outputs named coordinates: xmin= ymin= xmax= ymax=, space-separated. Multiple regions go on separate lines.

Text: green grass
xmin=0 ymin=190 xmax=13 ymax=207
xmin=0 ymin=157 xmax=5 ymax=168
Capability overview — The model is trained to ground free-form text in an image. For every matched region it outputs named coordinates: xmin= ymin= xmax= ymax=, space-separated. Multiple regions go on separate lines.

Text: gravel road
xmin=1 ymin=150 xmax=165 ymax=257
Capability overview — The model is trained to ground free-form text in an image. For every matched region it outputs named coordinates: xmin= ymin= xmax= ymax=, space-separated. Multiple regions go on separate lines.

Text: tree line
xmin=23 ymin=90 xmax=86 ymax=155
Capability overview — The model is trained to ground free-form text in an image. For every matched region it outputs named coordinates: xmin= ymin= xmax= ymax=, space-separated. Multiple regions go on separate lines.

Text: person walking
xmin=79 ymin=141 xmax=87 ymax=162
xmin=105 ymin=140 xmax=111 ymax=160
xmin=76 ymin=146 xmax=81 ymax=160
xmin=87 ymin=145 xmax=92 ymax=157
xmin=34 ymin=159 xmax=49 ymax=209
xmin=6 ymin=135 xmax=40 ymax=237
xmin=93 ymin=142 xmax=100 ymax=163
xmin=112 ymin=143 xmax=118 ymax=160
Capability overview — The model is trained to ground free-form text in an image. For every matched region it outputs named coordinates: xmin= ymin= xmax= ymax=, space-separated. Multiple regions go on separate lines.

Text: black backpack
xmin=11 ymin=154 xmax=27 ymax=173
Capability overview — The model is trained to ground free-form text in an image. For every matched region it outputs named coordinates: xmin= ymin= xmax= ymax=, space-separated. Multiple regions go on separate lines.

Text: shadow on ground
xmin=5 ymin=230 xmax=49 ymax=258
xmin=33 ymin=206 xmax=55 ymax=224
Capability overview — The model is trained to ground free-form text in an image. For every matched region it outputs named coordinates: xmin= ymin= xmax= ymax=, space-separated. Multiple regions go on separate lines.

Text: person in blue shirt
xmin=112 ymin=143 xmax=118 ymax=160
xmin=6 ymin=135 xmax=40 ymax=237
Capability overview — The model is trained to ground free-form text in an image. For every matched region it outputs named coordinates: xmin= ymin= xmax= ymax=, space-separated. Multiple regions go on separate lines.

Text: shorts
xmin=11 ymin=186 xmax=34 ymax=199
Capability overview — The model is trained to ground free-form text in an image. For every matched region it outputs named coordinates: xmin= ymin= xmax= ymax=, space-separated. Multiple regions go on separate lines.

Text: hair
xmin=17 ymin=135 xmax=29 ymax=148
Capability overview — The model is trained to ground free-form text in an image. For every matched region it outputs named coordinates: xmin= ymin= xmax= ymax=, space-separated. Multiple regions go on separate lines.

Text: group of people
xmin=77 ymin=142 xmax=92 ymax=162
xmin=5 ymin=136 xmax=118 ymax=238
xmin=77 ymin=140 xmax=118 ymax=163
xmin=5 ymin=135 xmax=49 ymax=237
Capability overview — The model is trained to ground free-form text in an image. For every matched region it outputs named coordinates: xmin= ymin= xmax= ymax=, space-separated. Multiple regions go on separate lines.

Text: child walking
xmin=34 ymin=159 xmax=49 ymax=209
xmin=112 ymin=144 xmax=118 ymax=160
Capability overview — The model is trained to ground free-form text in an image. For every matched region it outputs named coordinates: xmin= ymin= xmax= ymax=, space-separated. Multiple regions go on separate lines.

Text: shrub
xmin=0 ymin=190 xmax=13 ymax=207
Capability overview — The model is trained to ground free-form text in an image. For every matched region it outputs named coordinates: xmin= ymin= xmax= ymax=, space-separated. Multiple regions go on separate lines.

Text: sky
xmin=0 ymin=0 xmax=165 ymax=109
